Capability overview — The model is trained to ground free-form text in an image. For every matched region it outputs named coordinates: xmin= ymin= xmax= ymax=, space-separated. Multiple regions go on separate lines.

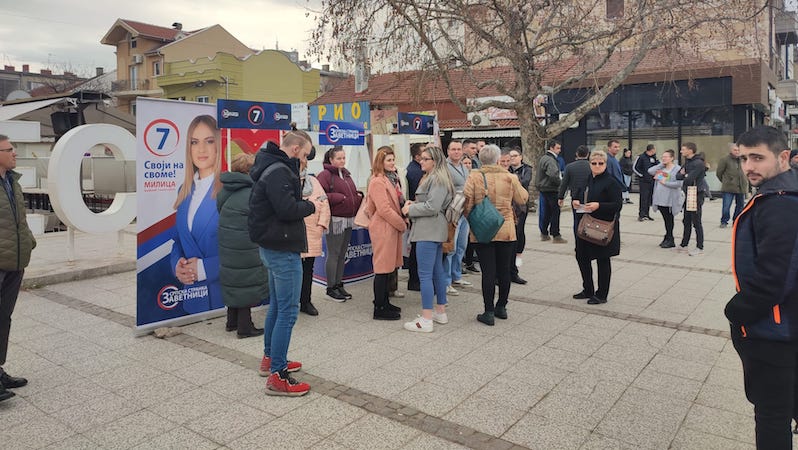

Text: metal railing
xmin=111 ymin=79 xmax=150 ymax=92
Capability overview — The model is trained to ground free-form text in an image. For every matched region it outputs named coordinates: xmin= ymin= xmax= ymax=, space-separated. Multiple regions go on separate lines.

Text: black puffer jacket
xmin=248 ymin=142 xmax=315 ymax=253
xmin=217 ymin=171 xmax=269 ymax=308
xmin=676 ymin=154 xmax=706 ymax=193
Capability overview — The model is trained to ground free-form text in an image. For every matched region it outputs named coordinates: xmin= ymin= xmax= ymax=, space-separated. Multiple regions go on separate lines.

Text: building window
xmin=130 ymin=37 xmax=137 ymax=49
xmin=607 ymin=0 xmax=623 ymax=19
xmin=129 ymin=66 xmax=138 ymax=90
xmin=153 ymin=61 xmax=161 ymax=76
xmin=196 ymin=96 xmax=210 ymax=103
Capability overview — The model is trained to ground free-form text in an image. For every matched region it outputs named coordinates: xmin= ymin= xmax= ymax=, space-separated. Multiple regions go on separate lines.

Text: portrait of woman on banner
xmin=170 ymin=114 xmax=224 ymax=312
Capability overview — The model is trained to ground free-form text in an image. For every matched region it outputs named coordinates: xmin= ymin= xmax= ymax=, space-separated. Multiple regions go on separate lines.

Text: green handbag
xmin=467 ymin=172 xmax=505 ymax=243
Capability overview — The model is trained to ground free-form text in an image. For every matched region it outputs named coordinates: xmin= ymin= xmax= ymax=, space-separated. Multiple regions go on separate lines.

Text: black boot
xmin=236 ymin=308 xmax=264 ymax=339
xmin=225 ymin=308 xmax=237 ymax=332
xmin=300 ymin=301 xmax=319 ymax=316
xmin=477 ymin=311 xmax=495 ymax=326
xmin=660 ymin=238 xmax=675 ymax=249
xmin=386 ymin=302 xmax=401 ymax=313
xmin=373 ymin=306 xmax=401 ymax=320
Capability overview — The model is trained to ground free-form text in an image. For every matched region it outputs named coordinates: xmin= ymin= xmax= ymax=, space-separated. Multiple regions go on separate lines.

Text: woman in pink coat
xmin=367 ymin=147 xmax=407 ymax=320
xmin=300 ymin=156 xmax=330 ymax=316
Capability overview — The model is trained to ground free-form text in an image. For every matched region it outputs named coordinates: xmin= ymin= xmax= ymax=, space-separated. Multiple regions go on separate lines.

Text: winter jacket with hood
xmin=725 ymin=168 xmax=798 ymax=341
xmin=248 ymin=141 xmax=315 ymax=253
xmin=316 ymin=163 xmax=362 ymax=217
xmin=217 ymin=171 xmax=268 ymax=308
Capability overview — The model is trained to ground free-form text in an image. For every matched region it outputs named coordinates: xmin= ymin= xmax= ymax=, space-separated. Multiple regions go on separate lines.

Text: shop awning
xmin=0 ymin=98 xmax=64 ymax=121
xmin=452 ymin=128 xmax=521 ymax=139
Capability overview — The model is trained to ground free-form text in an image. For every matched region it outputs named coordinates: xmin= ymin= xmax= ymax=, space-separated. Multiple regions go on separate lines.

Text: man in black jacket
xmin=249 ymin=131 xmax=323 ymax=397
xmin=675 ymin=142 xmax=706 ymax=256
xmin=724 ymin=125 xmax=798 ymax=449
xmin=406 ymin=143 xmax=425 ymax=289
xmin=509 ymin=146 xmax=532 ymax=284
xmin=559 ymin=145 xmax=592 ymax=240
xmin=633 ymin=144 xmax=658 ymax=221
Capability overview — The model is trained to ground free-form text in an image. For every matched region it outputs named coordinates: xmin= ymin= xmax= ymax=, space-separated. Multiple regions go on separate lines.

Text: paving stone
xmin=402 ymin=434 xmax=470 ymax=449
xmin=41 ymin=434 xmax=103 ymax=450
xmin=501 ymin=359 xmax=570 ymax=389
xmin=577 ymin=356 xmax=643 ymax=385
xmin=185 ymin=403 xmax=276 ymax=444
xmin=0 ymin=414 xmax=77 ymax=448
xmin=681 ymin=404 xmax=755 ymax=445
xmin=396 ymin=381 xmax=473 ymax=417
xmin=171 ymin=356 xmax=244 ymax=386
xmin=659 ymin=341 xmax=721 ymax=365
xmin=26 ymin=380 xmax=111 ymax=414
xmin=670 ymin=427 xmax=755 ymax=450
xmin=330 ymin=414 xmax=422 ymax=449
xmin=83 ymin=410 xmax=177 ymax=448
xmin=551 ymin=373 xmax=627 ymax=406
xmin=280 ymin=395 xmax=367 ymax=436
xmin=348 ymin=367 xmax=421 ymax=398
xmin=444 ymin=395 xmax=526 ymax=436
xmin=425 ymin=363 xmax=498 ymax=394
xmin=546 ymin=333 xmax=605 ymax=356
xmin=646 ymin=354 xmax=713 ymax=382
xmin=503 ymin=413 xmax=591 ymax=449
xmin=151 ymin=387 xmax=232 ymax=424
xmin=227 ymin=418 xmax=324 ymax=449
xmin=632 ymin=367 xmax=703 ymax=402
xmin=694 ymin=382 xmax=752 ymax=414
xmin=524 ymin=345 xmax=589 ymax=372
xmin=52 ymin=392 xmax=142 ymax=433
xmin=116 ymin=371 xmax=196 ymax=407
xmin=130 ymin=426 xmax=219 ymax=450
xmin=578 ymin=433 xmax=638 ymax=449
xmin=61 ymin=349 xmax=137 ymax=377
xmin=0 ymin=395 xmax=50 ymax=429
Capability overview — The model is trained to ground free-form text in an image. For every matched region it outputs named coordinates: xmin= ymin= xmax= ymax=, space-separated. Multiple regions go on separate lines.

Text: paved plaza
xmin=0 ymin=197 xmax=778 ymax=449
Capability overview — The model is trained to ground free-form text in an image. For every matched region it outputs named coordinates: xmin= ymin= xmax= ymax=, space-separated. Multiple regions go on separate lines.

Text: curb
xmin=22 ymin=261 xmax=136 ymax=289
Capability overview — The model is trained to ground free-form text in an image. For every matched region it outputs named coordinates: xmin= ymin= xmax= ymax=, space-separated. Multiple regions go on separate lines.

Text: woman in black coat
xmin=571 ymin=150 xmax=623 ymax=305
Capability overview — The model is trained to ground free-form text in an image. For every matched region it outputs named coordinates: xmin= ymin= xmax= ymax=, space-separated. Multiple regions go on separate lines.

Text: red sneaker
xmin=266 ymin=370 xmax=310 ymax=396
xmin=259 ymin=356 xmax=302 ymax=376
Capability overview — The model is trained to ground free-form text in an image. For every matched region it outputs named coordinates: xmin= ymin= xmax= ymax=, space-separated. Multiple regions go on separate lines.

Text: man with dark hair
xmin=0 ymin=134 xmax=35 ymax=403
xmin=536 ymin=140 xmax=566 ymax=243
xmin=724 ymin=125 xmax=798 ymax=449
xmin=406 ymin=142 xmax=425 ymax=291
xmin=445 ymin=139 xmax=471 ymax=295
xmin=463 ymin=139 xmax=481 ymax=169
xmin=716 ymin=143 xmax=748 ymax=228
xmin=605 ymin=139 xmax=625 ymax=189
xmin=559 ymin=145 xmax=592 ymax=239
xmin=633 ymin=144 xmax=658 ymax=221
xmin=508 ymin=146 xmax=532 ymax=284
xmin=675 ymin=142 xmax=706 ymax=256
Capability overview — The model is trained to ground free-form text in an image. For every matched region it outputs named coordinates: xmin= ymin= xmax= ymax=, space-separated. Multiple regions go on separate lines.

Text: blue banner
xmin=310 ymin=102 xmax=370 ymax=131
xmin=398 ymin=112 xmax=435 ymax=135
xmin=313 ymin=228 xmax=373 ymax=285
xmin=319 ymin=120 xmax=365 ymax=146
xmin=217 ymin=99 xmax=292 ymax=130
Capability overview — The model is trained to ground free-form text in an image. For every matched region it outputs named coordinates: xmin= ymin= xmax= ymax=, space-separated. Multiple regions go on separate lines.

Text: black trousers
xmin=638 ymin=182 xmax=654 ymax=218
xmin=658 ymin=207 xmax=675 ymax=241
xmin=408 ymin=242 xmax=420 ymax=290
xmin=300 ymin=257 xmax=315 ymax=306
xmin=475 ymin=242 xmax=514 ymax=312
xmin=373 ymin=273 xmax=389 ymax=308
xmin=226 ymin=307 xmax=254 ymax=332
xmin=732 ymin=337 xmax=798 ymax=450
xmin=464 ymin=243 xmax=477 ymax=266
xmin=540 ymin=191 xmax=561 ymax=237
xmin=0 ymin=270 xmax=23 ymax=366
xmin=511 ymin=210 xmax=528 ymax=276
xmin=680 ymin=195 xmax=705 ymax=249
xmin=576 ymin=257 xmax=611 ymax=300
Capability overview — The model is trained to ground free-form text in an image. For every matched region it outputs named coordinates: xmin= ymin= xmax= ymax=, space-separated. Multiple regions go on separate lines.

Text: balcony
xmin=110 ymin=79 xmax=161 ymax=97
xmin=776 ymin=10 xmax=798 ymax=45
xmin=778 ymin=78 xmax=798 ymax=103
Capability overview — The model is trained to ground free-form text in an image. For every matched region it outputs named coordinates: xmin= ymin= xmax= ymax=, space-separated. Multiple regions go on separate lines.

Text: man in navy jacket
xmin=725 ymin=125 xmax=798 ymax=449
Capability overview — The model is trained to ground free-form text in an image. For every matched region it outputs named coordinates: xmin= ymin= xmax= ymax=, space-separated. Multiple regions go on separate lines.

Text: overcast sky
xmin=0 ymin=0 xmax=324 ymax=77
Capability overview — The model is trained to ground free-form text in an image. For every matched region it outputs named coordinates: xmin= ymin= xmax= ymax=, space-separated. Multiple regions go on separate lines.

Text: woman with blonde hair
xmin=171 ymin=114 xmax=224 ymax=312
xmin=463 ymin=144 xmax=528 ymax=325
xmin=300 ymin=147 xmax=330 ymax=316
xmin=401 ymin=146 xmax=454 ymax=332
xmin=217 ymin=152 xmax=267 ymax=337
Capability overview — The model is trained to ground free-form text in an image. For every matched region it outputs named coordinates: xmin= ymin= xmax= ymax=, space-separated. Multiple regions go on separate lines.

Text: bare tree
xmin=311 ymin=0 xmax=769 ymax=161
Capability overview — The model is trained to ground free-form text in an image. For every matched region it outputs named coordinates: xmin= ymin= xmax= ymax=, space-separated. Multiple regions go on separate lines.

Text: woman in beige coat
xmin=367 ymin=147 xmax=407 ymax=320
xmin=300 ymin=157 xmax=331 ymax=316
xmin=463 ymin=144 xmax=528 ymax=326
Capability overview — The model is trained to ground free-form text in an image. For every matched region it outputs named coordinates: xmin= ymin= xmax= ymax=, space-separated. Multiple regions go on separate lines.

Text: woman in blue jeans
xmin=401 ymin=146 xmax=454 ymax=333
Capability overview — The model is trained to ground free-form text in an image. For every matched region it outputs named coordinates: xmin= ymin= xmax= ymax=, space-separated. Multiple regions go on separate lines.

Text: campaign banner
xmin=398 ymin=112 xmax=435 ymax=135
xmin=319 ymin=120 xmax=365 ymax=146
xmin=310 ymin=101 xmax=369 ymax=131
xmin=313 ymin=229 xmax=374 ymax=285
xmin=136 ymin=98 xmax=225 ymax=331
xmin=217 ymin=99 xmax=292 ymax=130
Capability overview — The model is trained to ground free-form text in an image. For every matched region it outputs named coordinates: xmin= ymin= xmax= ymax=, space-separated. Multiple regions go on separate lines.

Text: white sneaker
xmin=404 ymin=316 xmax=433 ymax=333
xmin=515 ymin=256 xmax=523 ymax=267
xmin=432 ymin=311 xmax=449 ymax=324
xmin=688 ymin=247 xmax=704 ymax=256
xmin=452 ymin=279 xmax=472 ymax=286
xmin=675 ymin=246 xmax=689 ymax=254
xmin=389 ymin=291 xmax=405 ymax=298
xmin=446 ymin=285 xmax=459 ymax=296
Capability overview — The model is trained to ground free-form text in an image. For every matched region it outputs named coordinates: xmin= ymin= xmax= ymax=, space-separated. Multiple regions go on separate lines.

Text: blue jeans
xmin=721 ymin=192 xmax=745 ymax=225
xmin=415 ymin=241 xmax=447 ymax=310
xmin=444 ymin=216 xmax=469 ymax=284
xmin=259 ymin=247 xmax=302 ymax=373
